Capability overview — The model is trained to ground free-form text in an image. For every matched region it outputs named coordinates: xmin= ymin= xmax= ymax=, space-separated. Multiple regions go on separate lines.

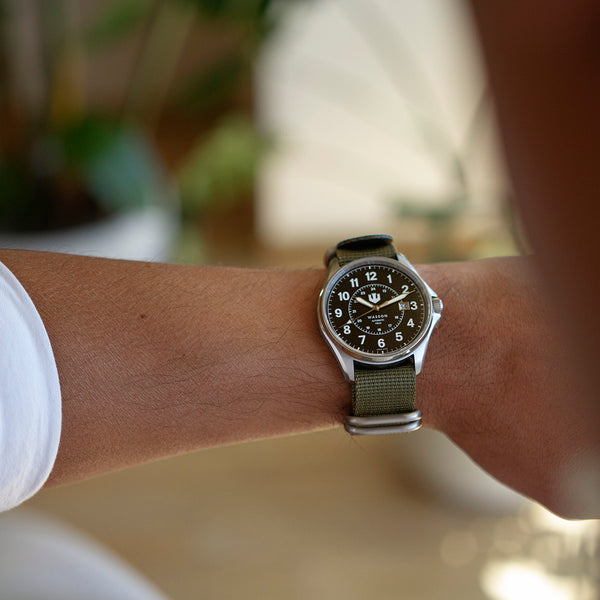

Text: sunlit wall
xmin=256 ymin=0 xmax=509 ymax=257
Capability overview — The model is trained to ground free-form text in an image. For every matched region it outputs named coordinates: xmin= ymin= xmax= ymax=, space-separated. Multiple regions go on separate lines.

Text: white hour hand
xmin=355 ymin=296 xmax=375 ymax=308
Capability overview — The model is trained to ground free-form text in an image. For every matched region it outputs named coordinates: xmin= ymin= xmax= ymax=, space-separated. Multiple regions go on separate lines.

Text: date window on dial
xmin=398 ymin=301 xmax=409 ymax=310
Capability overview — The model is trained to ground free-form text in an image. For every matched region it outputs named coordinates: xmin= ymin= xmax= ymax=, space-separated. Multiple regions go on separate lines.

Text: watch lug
xmin=321 ymin=332 xmax=356 ymax=381
xmin=411 ymin=329 xmax=431 ymax=375
xmin=412 ymin=309 xmax=441 ymax=375
xmin=395 ymin=252 xmax=412 ymax=267
xmin=326 ymin=256 xmax=341 ymax=279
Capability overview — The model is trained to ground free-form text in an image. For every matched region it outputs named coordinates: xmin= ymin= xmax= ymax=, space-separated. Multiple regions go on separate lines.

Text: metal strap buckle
xmin=344 ymin=410 xmax=422 ymax=435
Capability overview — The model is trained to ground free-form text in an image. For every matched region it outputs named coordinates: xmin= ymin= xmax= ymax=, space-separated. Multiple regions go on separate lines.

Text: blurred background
xmin=1 ymin=0 xmax=598 ymax=598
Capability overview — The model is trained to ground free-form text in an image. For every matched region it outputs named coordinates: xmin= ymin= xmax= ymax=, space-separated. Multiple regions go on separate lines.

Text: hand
xmin=377 ymin=290 xmax=413 ymax=309
xmin=354 ymin=297 xmax=375 ymax=309
xmin=422 ymin=258 xmax=599 ymax=519
xmin=347 ymin=290 xmax=413 ymax=324
xmin=345 ymin=296 xmax=379 ymax=325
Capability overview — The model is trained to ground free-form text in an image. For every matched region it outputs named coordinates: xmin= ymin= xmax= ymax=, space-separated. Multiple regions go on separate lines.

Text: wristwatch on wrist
xmin=318 ymin=234 xmax=443 ymax=435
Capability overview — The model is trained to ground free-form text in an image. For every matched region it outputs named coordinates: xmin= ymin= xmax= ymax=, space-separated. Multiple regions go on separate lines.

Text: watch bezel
xmin=318 ymin=256 xmax=434 ymax=365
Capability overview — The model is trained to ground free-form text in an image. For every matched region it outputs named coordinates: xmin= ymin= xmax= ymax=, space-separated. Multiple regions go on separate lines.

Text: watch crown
xmin=433 ymin=297 xmax=443 ymax=313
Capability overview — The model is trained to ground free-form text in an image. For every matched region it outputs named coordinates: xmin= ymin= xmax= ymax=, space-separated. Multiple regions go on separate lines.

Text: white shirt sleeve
xmin=0 ymin=260 xmax=61 ymax=512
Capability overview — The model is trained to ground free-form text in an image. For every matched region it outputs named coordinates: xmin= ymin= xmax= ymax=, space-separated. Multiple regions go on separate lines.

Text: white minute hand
xmin=378 ymin=290 xmax=413 ymax=309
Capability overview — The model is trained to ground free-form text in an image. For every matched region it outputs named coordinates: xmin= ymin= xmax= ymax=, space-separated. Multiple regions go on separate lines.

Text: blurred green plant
xmin=0 ymin=0 xmax=284 ymax=232
xmin=0 ymin=115 xmax=167 ymax=230
xmin=178 ymin=115 xmax=269 ymax=215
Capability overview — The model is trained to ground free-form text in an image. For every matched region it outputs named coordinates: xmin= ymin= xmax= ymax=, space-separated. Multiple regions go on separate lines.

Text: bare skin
xmin=468 ymin=0 xmax=600 ymax=412
xmin=0 ymin=250 xmax=596 ymax=518
xmin=462 ymin=0 xmax=600 ymax=517
xmin=3 ymin=1 xmax=600 ymax=520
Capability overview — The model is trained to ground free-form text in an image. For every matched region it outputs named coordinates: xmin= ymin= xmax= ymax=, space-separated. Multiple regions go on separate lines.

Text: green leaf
xmin=178 ymin=114 xmax=268 ymax=212
xmin=0 ymin=117 xmax=172 ymax=231
xmin=84 ymin=0 xmax=154 ymax=51
xmin=60 ymin=116 xmax=169 ymax=212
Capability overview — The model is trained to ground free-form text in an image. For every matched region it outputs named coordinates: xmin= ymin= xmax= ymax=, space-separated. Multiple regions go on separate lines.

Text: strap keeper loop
xmin=344 ymin=410 xmax=422 ymax=435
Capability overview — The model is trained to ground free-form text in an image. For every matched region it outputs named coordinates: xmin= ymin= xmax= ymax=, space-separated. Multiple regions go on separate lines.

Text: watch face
xmin=322 ymin=259 xmax=431 ymax=358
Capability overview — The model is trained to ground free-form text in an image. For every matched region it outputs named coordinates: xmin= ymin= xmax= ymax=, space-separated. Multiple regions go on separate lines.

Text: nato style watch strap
xmin=353 ymin=364 xmax=415 ymax=415
xmin=335 ymin=234 xmax=397 ymax=266
xmin=331 ymin=235 xmax=422 ymax=435
xmin=346 ymin=363 xmax=421 ymax=434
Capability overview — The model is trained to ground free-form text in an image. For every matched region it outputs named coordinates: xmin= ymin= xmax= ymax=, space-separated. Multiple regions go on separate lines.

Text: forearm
xmin=0 ymin=251 xmax=347 ymax=485
xmin=2 ymin=251 xmax=595 ymax=516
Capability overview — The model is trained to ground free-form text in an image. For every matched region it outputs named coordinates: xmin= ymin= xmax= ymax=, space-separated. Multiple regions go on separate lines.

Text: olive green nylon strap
xmin=352 ymin=364 xmax=416 ymax=417
xmin=335 ymin=235 xmax=397 ymax=266
xmin=334 ymin=236 xmax=416 ymax=419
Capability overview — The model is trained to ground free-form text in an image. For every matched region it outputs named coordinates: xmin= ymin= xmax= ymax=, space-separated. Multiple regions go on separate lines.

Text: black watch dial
xmin=325 ymin=262 xmax=428 ymax=356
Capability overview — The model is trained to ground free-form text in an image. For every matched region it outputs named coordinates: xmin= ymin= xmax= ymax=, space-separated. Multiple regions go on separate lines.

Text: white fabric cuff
xmin=0 ymin=260 xmax=62 ymax=512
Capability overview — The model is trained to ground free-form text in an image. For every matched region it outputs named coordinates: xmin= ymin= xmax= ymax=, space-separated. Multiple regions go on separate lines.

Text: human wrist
xmin=178 ymin=265 xmax=349 ymax=442
xmin=414 ymin=257 xmax=526 ymax=433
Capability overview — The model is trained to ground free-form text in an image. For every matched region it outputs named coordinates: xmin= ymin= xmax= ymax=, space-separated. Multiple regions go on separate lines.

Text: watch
xmin=318 ymin=234 xmax=443 ymax=435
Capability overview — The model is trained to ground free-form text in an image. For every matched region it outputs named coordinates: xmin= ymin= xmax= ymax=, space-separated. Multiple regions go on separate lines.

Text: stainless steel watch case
xmin=318 ymin=252 xmax=443 ymax=383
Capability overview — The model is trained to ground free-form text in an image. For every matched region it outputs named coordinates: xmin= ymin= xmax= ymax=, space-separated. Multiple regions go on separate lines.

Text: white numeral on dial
xmin=334 ymin=308 xmax=343 ymax=318
xmin=366 ymin=271 xmax=377 ymax=281
xmin=377 ymin=338 xmax=386 ymax=348
xmin=407 ymin=318 xmax=415 ymax=327
xmin=338 ymin=291 xmax=350 ymax=301
xmin=358 ymin=335 xmax=366 ymax=345
xmin=343 ymin=325 xmax=351 ymax=334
